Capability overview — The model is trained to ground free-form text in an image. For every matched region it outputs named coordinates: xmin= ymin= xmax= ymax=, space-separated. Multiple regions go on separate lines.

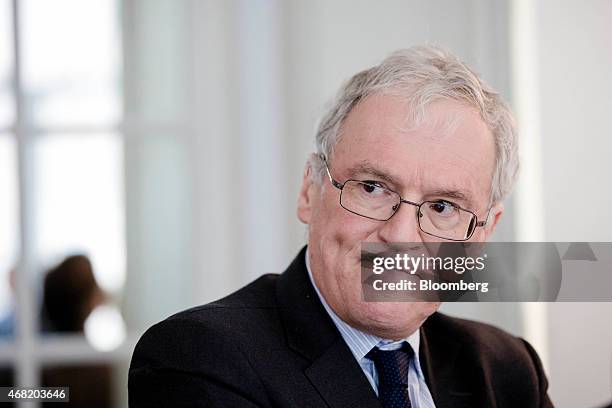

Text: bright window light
xmin=0 ymin=0 xmax=14 ymax=128
xmin=21 ymin=0 xmax=121 ymax=126
xmin=33 ymin=134 xmax=125 ymax=293
xmin=84 ymin=303 xmax=126 ymax=352
xmin=0 ymin=136 xmax=18 ymax=321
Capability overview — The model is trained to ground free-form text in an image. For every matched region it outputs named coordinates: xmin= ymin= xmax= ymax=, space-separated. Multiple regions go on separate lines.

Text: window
xmin=0 ymin=0 xmax=128 ymax=406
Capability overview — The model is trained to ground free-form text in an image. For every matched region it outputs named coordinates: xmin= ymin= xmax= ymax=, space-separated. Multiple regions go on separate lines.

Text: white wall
xmin=534 ymin=1 xmax=612 ymax=406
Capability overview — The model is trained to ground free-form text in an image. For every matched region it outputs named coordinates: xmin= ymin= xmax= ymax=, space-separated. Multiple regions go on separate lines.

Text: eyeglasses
xmin=320 ymin=155 xmax=490 ymax=241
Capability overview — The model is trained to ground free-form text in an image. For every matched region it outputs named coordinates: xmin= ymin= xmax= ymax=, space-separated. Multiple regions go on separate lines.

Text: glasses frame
xmin=320 ymin=154 xmax=491 ymax=241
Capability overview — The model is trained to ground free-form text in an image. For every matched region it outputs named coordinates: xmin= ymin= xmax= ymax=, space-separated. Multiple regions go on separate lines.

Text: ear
xmin=297 ymin=159 xmax=319 ymax=224
xmin=482 ymin=202 xmax=504 ymax=240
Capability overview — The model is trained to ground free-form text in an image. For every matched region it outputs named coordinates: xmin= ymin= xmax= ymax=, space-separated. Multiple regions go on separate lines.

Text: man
xmin=129 ymin=46 xmax=553 ymax=407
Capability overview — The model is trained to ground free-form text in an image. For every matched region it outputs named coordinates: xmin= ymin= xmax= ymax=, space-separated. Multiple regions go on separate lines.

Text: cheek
xmin=309 ymin=190 xmax=384 ymax=300
xmin=309 ymin=195 xmax=380 ymax=290
xmin=319 ymin=212 xmax=380 ymax=294
xmin=320 ymin=212 xmax=379 ymax=254
xmin=311 ymin=190 xmax=377 ymax=244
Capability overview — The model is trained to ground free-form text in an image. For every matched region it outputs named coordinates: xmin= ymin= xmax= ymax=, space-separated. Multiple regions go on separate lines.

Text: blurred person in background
xmin=40 ymin=255 xmax=112 ymax=408
xmin=0 ymin=268 xmax=16 ymax=338
xmin=41 ymin=255 xmax=105 ymax=333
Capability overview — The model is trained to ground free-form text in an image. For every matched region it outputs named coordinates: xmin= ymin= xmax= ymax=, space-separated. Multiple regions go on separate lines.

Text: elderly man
xmin=129 ymin=46 xmax=553 ymax=407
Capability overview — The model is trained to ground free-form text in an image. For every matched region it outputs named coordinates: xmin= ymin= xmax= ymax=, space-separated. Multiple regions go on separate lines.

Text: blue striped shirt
xmin=305 ymin=249 xmax=437 ymax=408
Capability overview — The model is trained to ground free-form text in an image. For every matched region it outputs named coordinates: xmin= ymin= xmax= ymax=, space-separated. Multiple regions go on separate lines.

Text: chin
xmin=352 ymin=301 xmax=440 ymax=339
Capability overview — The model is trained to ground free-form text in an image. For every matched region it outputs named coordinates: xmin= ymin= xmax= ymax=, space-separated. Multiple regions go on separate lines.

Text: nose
xmin=377 ymin=202 xmax=423 ymax=243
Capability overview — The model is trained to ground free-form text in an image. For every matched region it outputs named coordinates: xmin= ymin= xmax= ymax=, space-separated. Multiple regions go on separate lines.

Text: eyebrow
xmin=425 ymin=188 xmax=474 ymax=208
xmin=345 ymin=161 xmax=403 ymax=187
xmin=344 ymin=160 xmax=476 ymax=208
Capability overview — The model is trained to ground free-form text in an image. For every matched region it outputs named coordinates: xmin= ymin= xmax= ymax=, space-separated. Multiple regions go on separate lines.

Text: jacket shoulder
xmin=128 ymin=274 xmax=283 ymax=407
xmin=131 ymin=273 xmax=282 ymax=370
xmin=425 ymin=312 xmax=551 ymax=406
xmin=427 ymin=312 xmax=529 ymax=357
xmin=173 ymin=272 xmax=280 ymax=315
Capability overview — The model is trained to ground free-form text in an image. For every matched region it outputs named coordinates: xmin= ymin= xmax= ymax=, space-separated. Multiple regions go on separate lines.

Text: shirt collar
xmin=305 ymin=247 xmax=421 ymax=363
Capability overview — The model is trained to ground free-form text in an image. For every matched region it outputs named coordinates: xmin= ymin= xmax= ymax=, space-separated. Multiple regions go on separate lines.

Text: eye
xmin=429 ymin=200 xmax=457 ymax=217
xmin=361 ymin=181 xmax=386 ymax=195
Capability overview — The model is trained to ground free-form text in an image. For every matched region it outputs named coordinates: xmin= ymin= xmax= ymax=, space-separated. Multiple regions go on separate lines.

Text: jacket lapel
xmin=276 ymin=248 xmax=480 ymax=408
xmin=276 ymin=247 xmax=381 ymax=408
xmin=420 ymin=313 xmax=475 ymax=408
xmin=304 ymin=337 xmax=381 ymax=408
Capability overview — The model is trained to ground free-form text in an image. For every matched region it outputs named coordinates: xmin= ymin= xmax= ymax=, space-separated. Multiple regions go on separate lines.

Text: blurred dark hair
xmin=42 ymin=255 xmax=103 ymax=332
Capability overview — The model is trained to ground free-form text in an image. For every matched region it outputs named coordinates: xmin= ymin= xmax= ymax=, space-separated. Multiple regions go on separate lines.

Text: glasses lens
xmin=340 ymin=180 xmax=400 ymax=221
xmin=418 ymin=201 xmax=476 ymax=240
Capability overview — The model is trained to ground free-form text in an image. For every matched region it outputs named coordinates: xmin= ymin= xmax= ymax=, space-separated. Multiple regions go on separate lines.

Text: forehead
xmin=333 ymin=93 xmax=496 ymax=205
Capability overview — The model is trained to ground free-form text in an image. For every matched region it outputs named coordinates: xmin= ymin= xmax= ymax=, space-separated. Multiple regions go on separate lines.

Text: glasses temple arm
xmin=320 ymin=154 xmax=343 ymax=190
xmin=475 ymin=206 xmax=493 ymax=227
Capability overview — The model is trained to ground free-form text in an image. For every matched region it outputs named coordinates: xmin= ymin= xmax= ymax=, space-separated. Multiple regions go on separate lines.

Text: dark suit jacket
xmin=129 ymin=247 xmax=554 ymax=407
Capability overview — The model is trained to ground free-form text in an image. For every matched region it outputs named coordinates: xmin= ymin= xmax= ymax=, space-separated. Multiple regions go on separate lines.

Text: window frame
xmin=0 ymin=2 xmax=135 ymax=407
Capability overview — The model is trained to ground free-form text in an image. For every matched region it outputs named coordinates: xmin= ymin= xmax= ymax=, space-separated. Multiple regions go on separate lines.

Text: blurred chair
xmin=0 ymin=268 xmax=15 ymax=391
xmin=0 ymin=366 xmax=12 ymax=388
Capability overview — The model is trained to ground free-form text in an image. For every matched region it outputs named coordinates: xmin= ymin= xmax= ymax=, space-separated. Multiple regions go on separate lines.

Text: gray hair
xmin=311 ymin=45 xmax=519 ymax=204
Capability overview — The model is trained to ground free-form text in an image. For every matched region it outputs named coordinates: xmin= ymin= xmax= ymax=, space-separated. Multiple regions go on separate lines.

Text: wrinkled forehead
xmin=338 ymin=92 xmax=488 ymax=142
xmin=332 ymin=94 xmax=496 ymax=206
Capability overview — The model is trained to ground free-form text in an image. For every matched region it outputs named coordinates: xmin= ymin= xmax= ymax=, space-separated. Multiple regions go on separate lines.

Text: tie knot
xmin=366 ymin=342 xmax=414 ymax=386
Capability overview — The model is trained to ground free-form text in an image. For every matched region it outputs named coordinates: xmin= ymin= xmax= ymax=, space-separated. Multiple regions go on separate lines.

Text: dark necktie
xmin=366 ymin=342 xmax=413 ymax=408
